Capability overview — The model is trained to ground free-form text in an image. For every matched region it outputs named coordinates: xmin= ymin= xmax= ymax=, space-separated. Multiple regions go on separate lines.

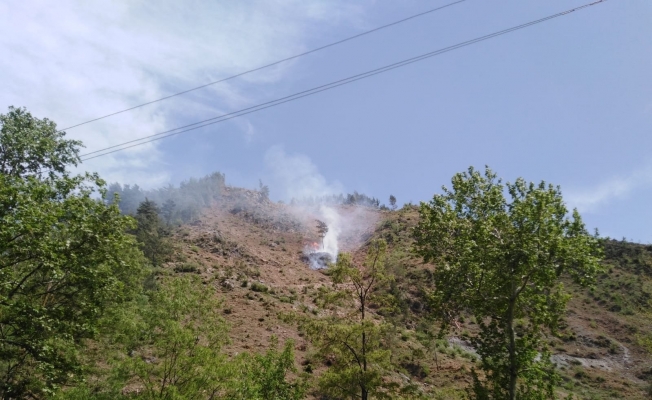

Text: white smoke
xmin=263 ymin=145 xmax=344 ymax=200
xmin=319 ymin=204 xmax=341 ymax=261
xmin=264 ymin=145 xmax=377 ymax=268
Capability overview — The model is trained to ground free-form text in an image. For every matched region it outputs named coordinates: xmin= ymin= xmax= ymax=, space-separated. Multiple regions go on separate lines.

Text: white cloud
xmin=566 ymin=165 xmax=652 ymax=213
xmin=0 ymin=0 xmax=366 ymax=187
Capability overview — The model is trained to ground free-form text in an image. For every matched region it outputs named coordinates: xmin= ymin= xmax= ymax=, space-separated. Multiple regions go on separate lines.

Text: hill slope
xmin=160 ymin=187 xmax=652 ymax=399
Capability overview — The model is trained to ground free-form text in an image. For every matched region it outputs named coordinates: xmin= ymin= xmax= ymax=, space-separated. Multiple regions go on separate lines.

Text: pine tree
xmin=161 ymin=198 xmax=176 ymax=225
xmin=316 ymin=220 xmax=328 ymax=249
xmin=135 ymin=199 xmax=170 ymax=267
xmin=389 ymin=195 xmax=397 ymax=210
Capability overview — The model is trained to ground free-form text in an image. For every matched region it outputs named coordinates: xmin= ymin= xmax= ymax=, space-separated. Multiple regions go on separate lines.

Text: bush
xmin=251 ymin=282 xmax=269 ymax=293
xmin=174 ymin=262 xmax=201 ymax=273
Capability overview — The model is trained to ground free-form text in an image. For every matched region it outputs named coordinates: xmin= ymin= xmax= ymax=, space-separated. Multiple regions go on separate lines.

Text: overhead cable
xmin=60 ymin=0 xmax=467 ymax=131
xmin=80 ymin=0 xmax=607 ymax=162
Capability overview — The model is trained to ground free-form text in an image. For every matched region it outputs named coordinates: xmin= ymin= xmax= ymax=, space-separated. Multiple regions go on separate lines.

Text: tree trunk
xmin=362 ymin=329 xmax=367 ymax=372
xmin=507 ymin=299 xmax=517 ymax=400
xmin=361 ymin=296 xmax=368 ymax=400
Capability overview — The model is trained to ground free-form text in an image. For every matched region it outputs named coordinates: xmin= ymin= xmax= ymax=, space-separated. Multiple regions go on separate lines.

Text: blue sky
xmin=1 ymin=0 xmax=651 ymax=242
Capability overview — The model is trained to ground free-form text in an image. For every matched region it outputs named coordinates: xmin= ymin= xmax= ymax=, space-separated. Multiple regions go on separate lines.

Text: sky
xmin=1 ymin=0 xmax=651 ymax=243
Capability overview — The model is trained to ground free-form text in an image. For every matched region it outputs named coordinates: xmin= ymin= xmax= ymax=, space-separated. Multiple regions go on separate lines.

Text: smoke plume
xmin=264 ymin=145 xmax=377 ymax=268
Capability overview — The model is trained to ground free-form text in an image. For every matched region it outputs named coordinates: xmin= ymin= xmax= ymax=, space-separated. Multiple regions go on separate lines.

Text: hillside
xmin=4 ymin=109 xmax=650 ymax=400
xmin=155 ymin=185 xmax=652 ymax=399
xmin=160 ymin=187 xmax=379 ymax=368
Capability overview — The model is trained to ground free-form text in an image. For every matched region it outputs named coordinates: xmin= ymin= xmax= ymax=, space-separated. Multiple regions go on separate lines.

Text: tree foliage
xmin=227 ymin=337 xmax=306 ymax=400
xmin=306 ymin=240 xmax=399 ymax=400
xmin=116 ymin=276 xmax=230 ymax=399
xmin=413 ymin=166 xmax=603 ymax=400
xmin=389 ymin=195 xmax=397 ymax=210
xmin=107 ymin=172 xmax=225 ymax=222
xmin=316 ymin=220 xmax=328 ymax=249
xmin=133 ymin=199 xmax=172 ymax=267
xmin=0 ymin=106 xmax=81 ymax=180
xmin=291 ymin=191 xmax=381 ymax=209
xmin=258 ymin=179 xmax=270 ymax=202
xmin=161 ymin=198 xmax=176 ymax=226
xmin=55 ymin=277 xmax=305 ymax=400
xmin=0 ymin=107 xmax=145 ymax=398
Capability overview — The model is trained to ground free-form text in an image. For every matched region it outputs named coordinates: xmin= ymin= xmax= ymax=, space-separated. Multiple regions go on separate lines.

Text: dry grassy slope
xmin=164 ymin=189 xmax=652 ymax=399
xmin=167 ymin=187 xmax=330 ymax=360
xmin=375 ymin=207 xmax=652 ymax=399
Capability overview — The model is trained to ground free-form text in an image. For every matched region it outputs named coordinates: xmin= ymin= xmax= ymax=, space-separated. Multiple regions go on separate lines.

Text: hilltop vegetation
xmin=2 ymin=107 xmax=651 ymax=399
xmin=107 ymin=172 xmax=226 ymax=224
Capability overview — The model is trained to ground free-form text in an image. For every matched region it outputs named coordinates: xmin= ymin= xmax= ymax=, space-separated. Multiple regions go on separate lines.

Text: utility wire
xmin=80 ymin=0 xmax=607 ymax=162
xmin=60 ymin=0 xmax=467 ymax=131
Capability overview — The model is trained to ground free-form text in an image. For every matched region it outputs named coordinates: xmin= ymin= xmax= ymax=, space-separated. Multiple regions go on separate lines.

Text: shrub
xmin=174 ymin=262 xmax=201 ymax=273
xmin=251 ymin=282 xmax=269 ymax=293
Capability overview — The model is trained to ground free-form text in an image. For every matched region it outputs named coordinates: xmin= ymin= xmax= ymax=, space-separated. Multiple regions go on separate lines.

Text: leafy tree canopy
xmin=307 ymin=240 xmax=400 ymax=400
xmin=389 ymin=195 xmax=397 ymax=210
xmin=0 ymin=106 xmax=81 ymax=180
xmin=133 ymin=199 xmax=172 ymax=267
xmin=414 ymin=166 xmax=603 ymax=400
xmin=55 ymin=277 xmax=305 ymax=400
xmin=107 ymin=172 xmax=225 ymax=223
xmin=0 ymin=107 xmax=145 ymax=398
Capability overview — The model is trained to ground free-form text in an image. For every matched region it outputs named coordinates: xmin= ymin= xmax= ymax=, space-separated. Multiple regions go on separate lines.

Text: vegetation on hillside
xmin=2 ymin=107 xmax=650 ymax=399
xmin=0 ymin=108 xmax=304 ymax=399
xmin=414 ymin=167 xmax=603 ymax=400
xmin=305 ymin=241 xmax=402 ymax=400
xmin=291 ymin=191 xmax=382 ymax=209
xmin=107 ymin=172 xmax=226 ymax=223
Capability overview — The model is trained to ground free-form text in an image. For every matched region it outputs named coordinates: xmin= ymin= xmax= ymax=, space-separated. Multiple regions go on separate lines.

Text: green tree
xmin=226 ymin=337 xmax=306 ymax=400
xmin=107 ymin=183 xmax=145 ymax=215
xmin=54 ymin=277 xmax=305 ymax=400
xmin=161 ymin=198 xmax=176 ymax=225
xmin=316 ymin=220 xmax=328 ymax=249
xmin=108 ymin=171 xmax=226 ymax=219
xmin=0 ymin=106 xmax=81 ymax=180
xmin=116 ymin=276 xmax=230 ymax=399
xmin=306 ymin=240 xmax=399 ymax=400
xmin=0 ymin=107 xmax=145 ymax=398
xmin=133 ymin=199 xmax=171 ymax=267
xmin=413 ymin=166 xmax=603 ymax=400
xmin=389 ymin=195 xmax=397 ymax=210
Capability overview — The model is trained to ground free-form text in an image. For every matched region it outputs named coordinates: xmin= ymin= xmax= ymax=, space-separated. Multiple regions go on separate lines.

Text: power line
xmin=80 ymin=0 xmax=607 ymax=162
xmin=80 ymin=0 xmax=606 ymax=161
xmin=60 ymin=0 xmax=467 ymax=131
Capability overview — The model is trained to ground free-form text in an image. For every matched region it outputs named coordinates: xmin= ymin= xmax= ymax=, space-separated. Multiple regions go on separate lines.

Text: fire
xmin=303 ymin=241 xmax=321 ymax=254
